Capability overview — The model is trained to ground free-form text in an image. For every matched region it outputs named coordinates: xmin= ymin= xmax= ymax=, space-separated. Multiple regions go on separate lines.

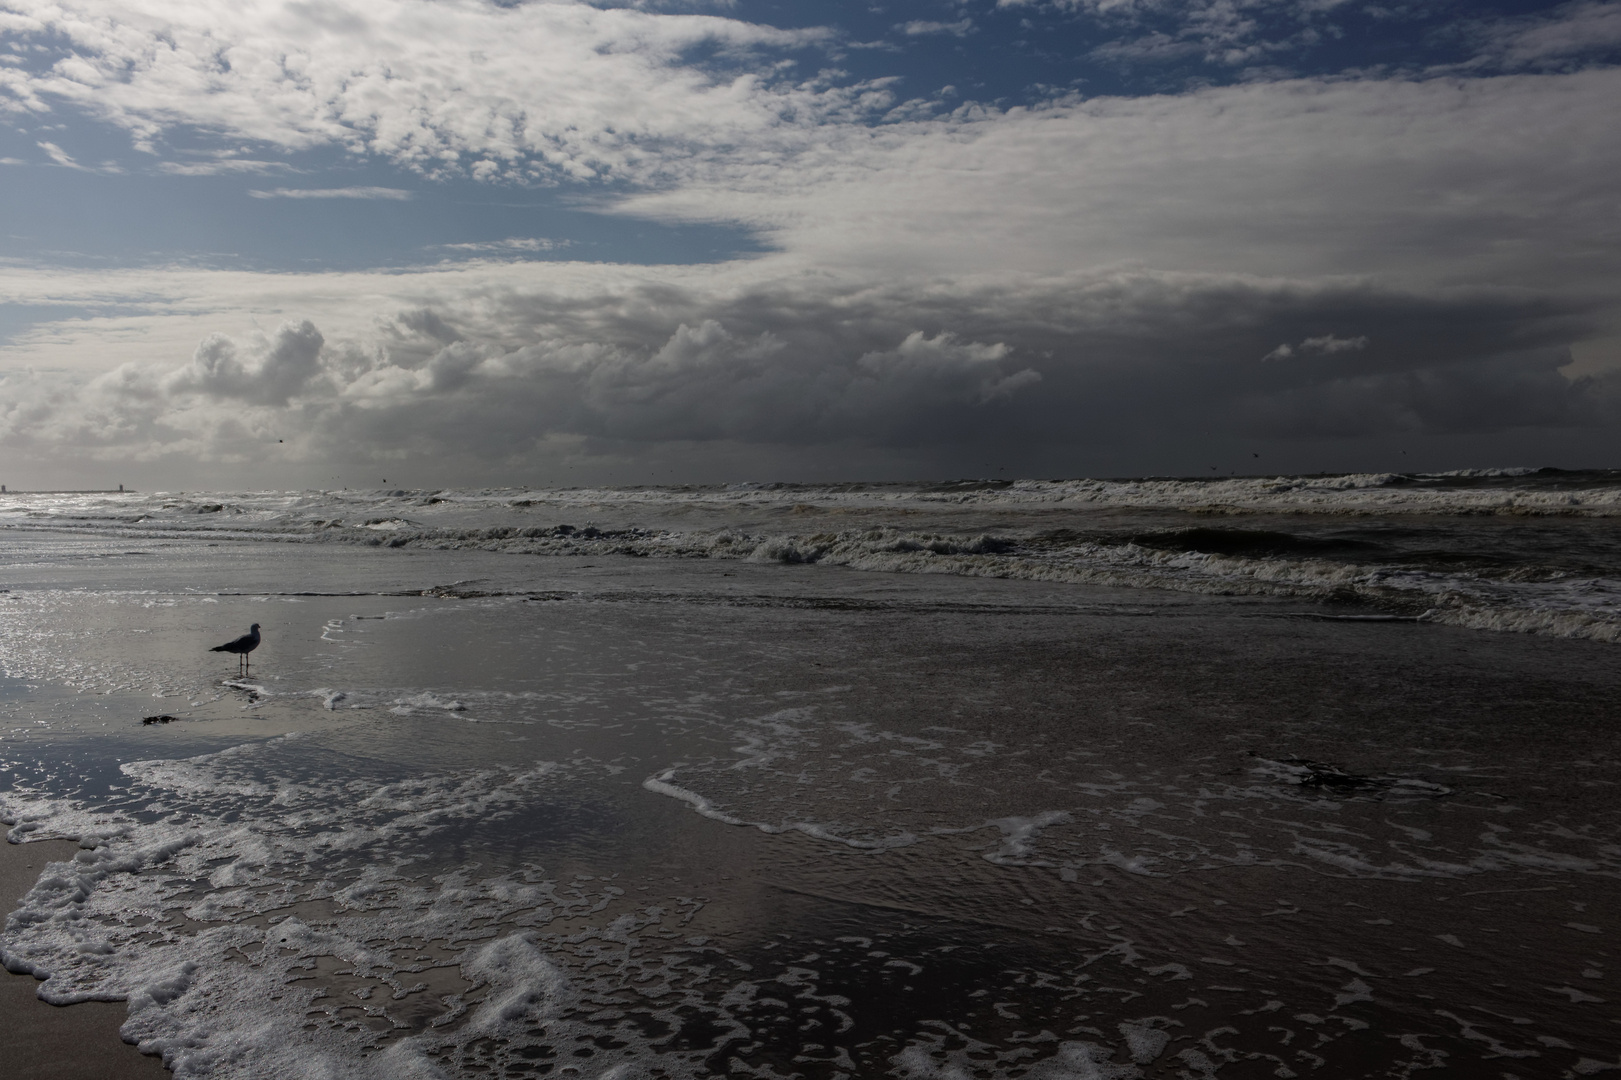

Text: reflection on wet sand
xmin=0 ymin=532 xmax=1617 ymax=1077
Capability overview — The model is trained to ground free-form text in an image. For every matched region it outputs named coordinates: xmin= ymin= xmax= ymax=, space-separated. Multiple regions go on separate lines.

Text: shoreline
xmin=0 ymin=532 xmax=1617 ymax=1074
xmin=1 ymin=838 xmax=169 ymax=1079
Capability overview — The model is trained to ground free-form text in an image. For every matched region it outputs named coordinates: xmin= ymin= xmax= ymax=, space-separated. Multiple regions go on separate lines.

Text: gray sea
xmin=1 ymin=471 xmax=1618 ymax=1078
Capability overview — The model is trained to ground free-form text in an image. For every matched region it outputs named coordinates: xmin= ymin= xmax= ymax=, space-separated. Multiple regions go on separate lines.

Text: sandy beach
xmin=1 ymin=838 xmax=168 ymax=1078
xmin=1 ymin=485 xmax=1618 ymax=1076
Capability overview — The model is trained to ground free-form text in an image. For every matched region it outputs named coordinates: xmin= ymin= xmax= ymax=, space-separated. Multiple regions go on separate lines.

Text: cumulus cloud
xmin=0 ymin=262 xmax=1612 ymax=479
xmin=165 ymin=320 xmax=326 ymax=406
xmin=0 ymin=0 xmax=850 ymax=183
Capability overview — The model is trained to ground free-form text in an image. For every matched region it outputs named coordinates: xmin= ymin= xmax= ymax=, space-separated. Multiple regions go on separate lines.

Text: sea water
xmin=0 ymin=473 xmax=1618 ymax=1077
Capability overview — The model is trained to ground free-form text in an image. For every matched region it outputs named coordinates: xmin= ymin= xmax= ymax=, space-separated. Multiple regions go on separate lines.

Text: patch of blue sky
xmin=713 ymin=0 xmax=1615 ymax=104
xmin=0 ymin=124 xmax=769 ymax=271
xmin=0 ymin=303 xmax=105 ymax=351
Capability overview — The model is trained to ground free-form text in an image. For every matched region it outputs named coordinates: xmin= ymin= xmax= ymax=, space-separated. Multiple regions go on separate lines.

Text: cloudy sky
xmin=1 ymin=0 xmax=1619 ymax=488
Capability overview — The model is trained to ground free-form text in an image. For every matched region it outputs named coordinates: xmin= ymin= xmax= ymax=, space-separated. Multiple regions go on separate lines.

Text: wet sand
xmin=1 ymin=535 xmax=1619 ymax=1075
xmin=0 ymin=839 xmax=169 ymax=1079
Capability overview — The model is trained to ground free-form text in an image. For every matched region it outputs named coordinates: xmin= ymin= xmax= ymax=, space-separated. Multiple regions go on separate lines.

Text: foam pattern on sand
xmin=2 ymin=738 xmax=1206 ymax=1079
xmin=635 ymin=710 xmax=1621 ymax=884
xmin=3 ymin=707 xmax=1616 ymax=1078
xmin=1 ymin=737 xmax=630 ymax=1078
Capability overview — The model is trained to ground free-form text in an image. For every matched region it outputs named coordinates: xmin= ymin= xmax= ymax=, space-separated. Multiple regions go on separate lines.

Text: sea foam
xmin=5 ymin=474 xmax=1620 ymax=644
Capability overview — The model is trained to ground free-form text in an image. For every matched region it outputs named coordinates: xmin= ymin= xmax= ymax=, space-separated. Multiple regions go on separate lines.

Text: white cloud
xmin=247 ymin=186 xmax=414 ymax=200
xmin=0 ymin=0 xmax=848 ymax=183
xmin=897 ymin=19 xmax=975 ymax=37
xmin=165 ymin=320 xmax=326 ymax=405
xmin=997 ymin=0 xmax=1357 ymax=69
xmin=4 ymin=0 xmax=1616 ymax=308
xmin=36 ymin=139 xmax=86 ymax=169
xmin=28 ymin=138 xmax=121 ymax=172
xmin=438 ymin=237 xmax=570 ymax=254
xmin=1478 ymin=1 xmax=1621 ymax=70
xmin=606 ymin=68 xmax=1621 ymax=307
xmin=997 ymin=0 xmax=1621 ymax=74
xmin=158 ymin=157 xmax=291 ymax=176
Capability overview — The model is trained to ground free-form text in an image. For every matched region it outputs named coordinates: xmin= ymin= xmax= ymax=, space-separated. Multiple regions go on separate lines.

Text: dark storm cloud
xmin=5 ymin=269 xmax=1602 ymax=473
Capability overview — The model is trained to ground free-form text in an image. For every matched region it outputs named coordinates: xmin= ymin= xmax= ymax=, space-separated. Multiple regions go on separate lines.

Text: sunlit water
xmin=1 ymin=475 xmax=1618 ymax=1078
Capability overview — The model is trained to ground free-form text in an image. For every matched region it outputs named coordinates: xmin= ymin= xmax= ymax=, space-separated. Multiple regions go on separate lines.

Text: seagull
xmin=211 ymin=623 xmax=261 ymax=674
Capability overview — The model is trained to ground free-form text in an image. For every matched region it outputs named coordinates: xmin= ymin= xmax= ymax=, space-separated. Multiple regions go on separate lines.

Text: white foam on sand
xmin=642 ymin=768 xmax=918 ymax=850
xmin=0 ymin=736 xmax=624 ymax=1078
xmin=626 ymin=705 xmax=1621 ymax=889
xmin=892 ymin=1035 xmax=1143 ymax=1079
xmin=983 ymin=810 xmax=1074 ymax=865
xmin=3 ymin=720 xmax=1613 ymax=1077
xmin=389 ymin=692 xmax=469 ymax=715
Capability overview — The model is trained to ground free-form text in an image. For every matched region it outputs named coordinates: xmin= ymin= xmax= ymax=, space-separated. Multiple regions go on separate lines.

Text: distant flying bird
xmin=211 ymin=623 xmax=261 ymax=674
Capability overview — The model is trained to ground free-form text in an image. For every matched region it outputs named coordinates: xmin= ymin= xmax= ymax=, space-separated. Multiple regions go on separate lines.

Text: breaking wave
xmin=3 ymin=470 xmax=1620 ymax=644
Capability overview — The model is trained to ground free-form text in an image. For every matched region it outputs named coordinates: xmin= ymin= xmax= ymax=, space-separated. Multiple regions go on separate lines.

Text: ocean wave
xmin=4 ymin=474 xmax=1620 ymax=644
xmin=9 ymin=514 xmax=1621 ymax=643
xmin=5 ymin=469 xmax=1621 ymax=523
